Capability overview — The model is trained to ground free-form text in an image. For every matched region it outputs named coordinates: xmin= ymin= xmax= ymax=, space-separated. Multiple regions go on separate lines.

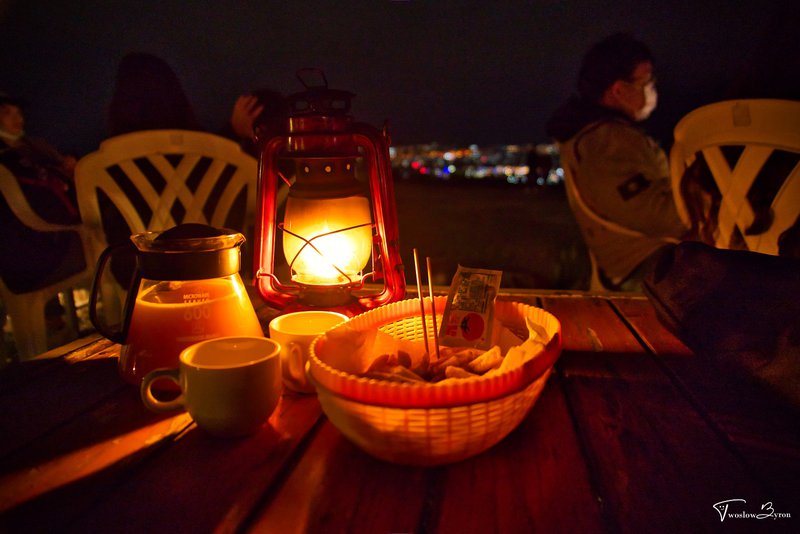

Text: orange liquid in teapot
xmin=119 ymin=277 xmax=264 ymax=386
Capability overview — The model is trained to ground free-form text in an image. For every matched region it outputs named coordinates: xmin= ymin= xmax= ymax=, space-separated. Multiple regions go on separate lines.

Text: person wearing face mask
xmin=546 ymin=33 xmax=688 ymax=290
xmin=0 ymin=92 xmax=86 ymax=298
xmin=0 ymin=93 xmax=79 ymax=224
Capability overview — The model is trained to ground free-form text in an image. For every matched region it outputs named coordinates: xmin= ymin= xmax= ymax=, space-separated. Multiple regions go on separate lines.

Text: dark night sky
xmin=1 ymin=0 xmax=797 ymax=156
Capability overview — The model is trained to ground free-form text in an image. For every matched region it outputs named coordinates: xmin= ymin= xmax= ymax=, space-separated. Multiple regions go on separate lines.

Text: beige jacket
xmin=560 ymin=118 xmax=688 ymax=282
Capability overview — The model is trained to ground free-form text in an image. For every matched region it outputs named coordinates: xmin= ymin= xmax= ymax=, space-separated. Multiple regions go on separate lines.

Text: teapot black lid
xmin=155 ymin=223 xmax=228 ymax=241
xmin=136 ymin=224 xmax=245 ymax=280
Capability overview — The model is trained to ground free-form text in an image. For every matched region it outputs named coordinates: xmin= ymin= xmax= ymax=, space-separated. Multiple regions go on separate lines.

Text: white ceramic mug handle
xmin=140 ymin=368 xmax=184 ymax=412
xmin=287 ymin=341 xmax=306 ymax=385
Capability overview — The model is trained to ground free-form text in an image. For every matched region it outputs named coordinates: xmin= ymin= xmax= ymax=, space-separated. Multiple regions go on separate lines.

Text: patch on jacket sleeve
xmin=617 ymin=173 xmax=651 ymax=200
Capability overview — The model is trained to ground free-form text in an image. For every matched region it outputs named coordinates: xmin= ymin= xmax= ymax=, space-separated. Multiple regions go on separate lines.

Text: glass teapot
xmin=90 ymin=224 xmax=263 ymax=386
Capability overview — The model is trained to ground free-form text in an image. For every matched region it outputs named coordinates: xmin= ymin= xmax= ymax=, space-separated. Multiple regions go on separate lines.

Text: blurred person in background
xmin=0 ymin=92 xmax=78 ymax=222
xmin=107 ymin=52 xmax=200 ymax=136
xmin=0 ymin=92 xmax=85 ymax=288
xmin=0 ymin=92 xmax=86 ymax=344
xmin=223 ymin=86 xmax=288 ymax=158
xmin=103 ymin=52 xmax=202 ymax=288
xmin=546 ymin=33 xmax=688 ymax=291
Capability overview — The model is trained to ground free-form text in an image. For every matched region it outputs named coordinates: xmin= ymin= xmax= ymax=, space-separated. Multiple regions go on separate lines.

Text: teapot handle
xmin=89 ymin=242 xmax=140 ymax=344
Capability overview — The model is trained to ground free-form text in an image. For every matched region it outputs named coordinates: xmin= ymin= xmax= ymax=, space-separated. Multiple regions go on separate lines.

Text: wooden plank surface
xmin=541 ymin=296 xmax=663 ymax=380
xmin=2 ymin=292 xmax=797 ymax=532
xmin=62 ymin=394 xmax=322 ymax=533
xmin=247 ymin=374 xmax=606 ymax=533
xmin=560 ymin=367 xmax=775 ymax=532
xmin=247 ymin=422 xmax=428 ymax=533
xmin=247 ymin=293 xmax=607 ymax=533
xmin=0 ymin=298 xmax=324 ymax=533
xmin=0 ymin=339 xmax=121 ymax=458
xmin=0 ymin=386 xmax=191 ymax=516
xmin=432 ymin=373 xmax=605 ymax=533
xmin=611 ymin=298 xmax=800 ymax=516
xmin=612 ymin=296 xmax=800 ymax=508
xmin=607 ymin=297 xmax=693 ymax=357
xmin=544 ymin=296 xmax=779 ymax=532
xmin=541 ymin=295 xmax=644 ymax=355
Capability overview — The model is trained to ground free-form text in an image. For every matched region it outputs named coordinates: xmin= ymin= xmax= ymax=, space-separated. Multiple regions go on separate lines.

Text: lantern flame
xmin=282 ymin=195 xmax=373 ymax=286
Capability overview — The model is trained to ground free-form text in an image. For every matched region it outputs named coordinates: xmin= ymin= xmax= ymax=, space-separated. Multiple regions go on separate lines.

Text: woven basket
xmin=308 ymin=297 xmax=561 ymax=465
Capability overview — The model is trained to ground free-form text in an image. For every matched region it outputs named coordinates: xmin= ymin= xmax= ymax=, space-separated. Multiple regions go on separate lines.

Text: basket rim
xmin=308 ymin=364 xmax=554 ymax=409
xmin=308 ymin=298 xmax=562 ymax=408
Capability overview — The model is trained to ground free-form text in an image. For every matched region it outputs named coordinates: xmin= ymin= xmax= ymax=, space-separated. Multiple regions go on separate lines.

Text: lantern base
xmin=278 ymin=299 xmax=365 ymax=318
xmin=297 ymin=284 xmax=356 ymax=308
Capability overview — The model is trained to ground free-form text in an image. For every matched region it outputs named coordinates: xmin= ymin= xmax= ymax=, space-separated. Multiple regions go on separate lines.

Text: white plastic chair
xmin=74 ymin=130 xmax=259 ymax=324
xmin=0 ymin=163 xmax=94 ymax=360
xmin=559 ymin=151 xmax=679 ymax=291
xmin=670 ymin=99 xmax=800 ymax=255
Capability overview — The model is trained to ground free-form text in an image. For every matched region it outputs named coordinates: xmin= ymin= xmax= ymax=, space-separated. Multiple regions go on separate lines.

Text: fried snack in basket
xmin=362 ymin=351 xmax=426 ymax=383
xmin=325 ymin=294 xmax=553 ymax=388
xmin=468 ymin=345 xmax=503 ymax=374
xmin=360 ymin=331 xmax=546 ymax=385
xmin=363 ymin=345 xmax=495 ymax=383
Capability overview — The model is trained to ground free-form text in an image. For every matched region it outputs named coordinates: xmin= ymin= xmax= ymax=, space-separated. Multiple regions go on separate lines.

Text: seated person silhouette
xmin=0 ymin=92 xmax=86 ymax=295
xmin=103 ymin=52 xmax=203 ymax=289
xmin=546 ymin=33 xmax=688 ymax=291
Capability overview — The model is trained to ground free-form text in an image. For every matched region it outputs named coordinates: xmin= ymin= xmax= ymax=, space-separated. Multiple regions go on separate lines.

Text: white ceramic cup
xmin=268 ymin=311 xmax=348 ymax=393
xmin=140 ymin=336 xmax=281 ymax=438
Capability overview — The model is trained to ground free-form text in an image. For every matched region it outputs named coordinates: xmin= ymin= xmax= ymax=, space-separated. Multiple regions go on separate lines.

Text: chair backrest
xmin=75 ymin=129 xmax=259 ymax=261
xmin=670 ymin=99 xmax=800 ymax=255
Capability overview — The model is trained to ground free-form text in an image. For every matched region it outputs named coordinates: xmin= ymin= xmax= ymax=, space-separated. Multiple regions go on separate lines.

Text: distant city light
xmin=390 ymin=142 xmax=562 ymax=186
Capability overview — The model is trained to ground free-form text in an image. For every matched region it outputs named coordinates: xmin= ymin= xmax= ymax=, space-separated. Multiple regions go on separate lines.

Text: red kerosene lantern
xmin=254 ymin=70 xmax=405 ymax=315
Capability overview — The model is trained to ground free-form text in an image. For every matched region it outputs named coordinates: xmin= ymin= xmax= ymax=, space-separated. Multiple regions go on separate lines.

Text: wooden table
xmin=1 ymin=290 xmax=798 ymax=533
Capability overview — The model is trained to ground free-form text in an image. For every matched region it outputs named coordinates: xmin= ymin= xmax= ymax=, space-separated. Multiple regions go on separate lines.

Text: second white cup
xmin=269 ymin=310 xmax=348 ymax=393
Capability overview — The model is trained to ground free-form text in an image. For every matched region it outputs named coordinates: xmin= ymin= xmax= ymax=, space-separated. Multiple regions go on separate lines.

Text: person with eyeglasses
xmin=546 ymin=32 xmax=688 ymax=291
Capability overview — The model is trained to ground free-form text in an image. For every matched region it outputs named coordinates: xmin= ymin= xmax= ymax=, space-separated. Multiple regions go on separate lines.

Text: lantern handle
xmin=290 ymin=69 xmax=354 ymax=115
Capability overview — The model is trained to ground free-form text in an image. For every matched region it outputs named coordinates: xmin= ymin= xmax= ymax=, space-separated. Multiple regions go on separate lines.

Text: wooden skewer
xmin=426 ymin=256 xmax=440 ymax=360
xmin=412 ymin=248 xmax=430 ymax=356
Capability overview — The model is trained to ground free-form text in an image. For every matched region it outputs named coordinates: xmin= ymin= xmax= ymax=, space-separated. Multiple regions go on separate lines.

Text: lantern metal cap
xmin=287 ymin=68 xmax=354 ymax=117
